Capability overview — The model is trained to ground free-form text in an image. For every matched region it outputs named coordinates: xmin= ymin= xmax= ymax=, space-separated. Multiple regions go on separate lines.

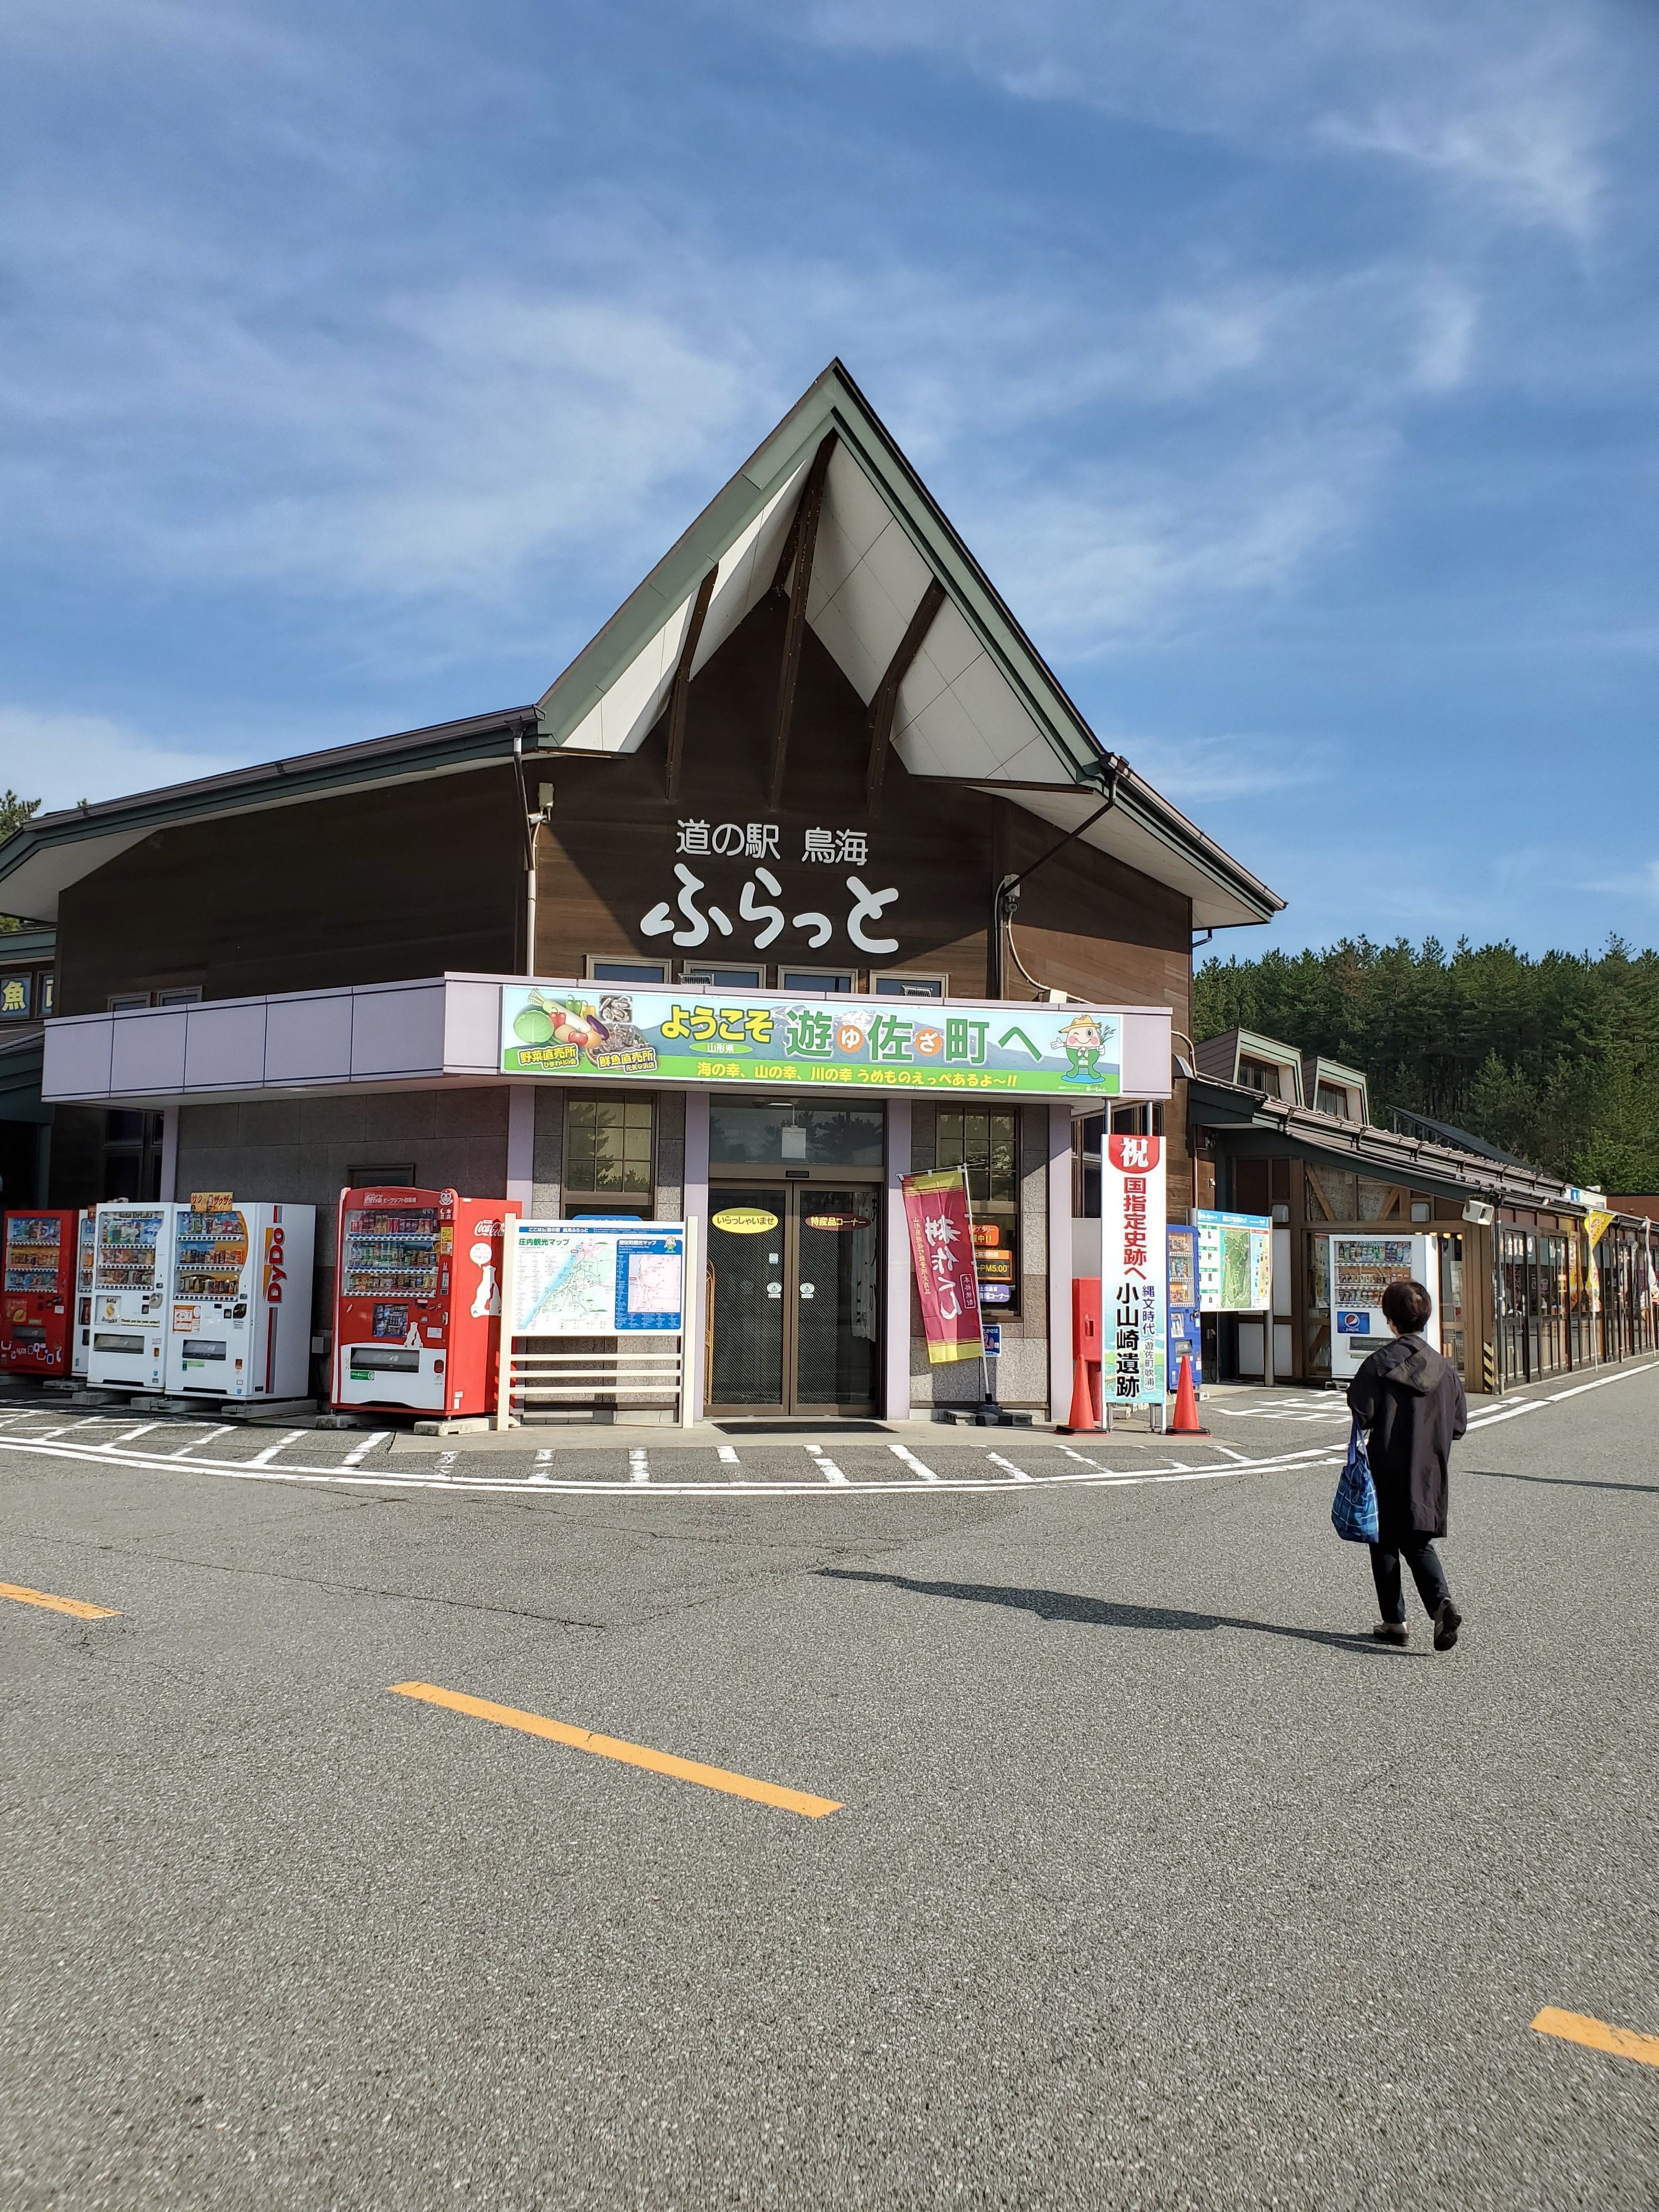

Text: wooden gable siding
xmin=534 ymin=591 xmax=1192 ymax=1015
xmin=57 ymin=768 xmax=522 ymax=1014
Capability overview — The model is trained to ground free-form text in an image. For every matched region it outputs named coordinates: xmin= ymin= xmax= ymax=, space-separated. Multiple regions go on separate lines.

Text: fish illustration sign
xmin=499 ymin=984 xmax=1126 ymax=1097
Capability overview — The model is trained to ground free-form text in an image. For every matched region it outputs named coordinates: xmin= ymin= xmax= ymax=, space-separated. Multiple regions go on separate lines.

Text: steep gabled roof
xmin=537 ymin=359 xmax=1282 ymax=930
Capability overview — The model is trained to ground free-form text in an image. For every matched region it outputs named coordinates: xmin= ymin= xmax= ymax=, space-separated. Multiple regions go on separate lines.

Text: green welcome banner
xmin=499 ymin=983 xmax=1122 ymax=1097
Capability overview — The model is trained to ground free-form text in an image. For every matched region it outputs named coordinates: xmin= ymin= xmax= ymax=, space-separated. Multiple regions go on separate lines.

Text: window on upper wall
xmin=871 ymin=973 xmax=946 ymax=998
xmin=1109 ymin=1103 xmax=1164 ymax=1138
xmin=585 ymin=957 xmax=669 ymax=985
xmin=777 ymin=968 xmax=856 ymax=996
xmin=565 ymin=1096 xmax=655 ymax=1218
xmin=1316 ymin=1081 xmax=1353 ymax=1120
xmin=1237 ymin=1057 xmax=1283 ymax=1097
xmin=679 ymin=962 xmax=765 ymax=990
xmin=936 ymin=1107 xmax=1020 ymax=1317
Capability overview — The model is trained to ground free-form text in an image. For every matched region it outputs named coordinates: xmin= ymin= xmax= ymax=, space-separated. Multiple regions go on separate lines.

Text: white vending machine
xmin=72 ymin=1205 xmax=96 ymax=1379
xmin=165 ymin=1200 xmax=315 ymax=1401
xmin=1328 ymin=1232 xmax=1440 ymax=1379
xmin=88 ymin=1201 xmax=180 ymax=1393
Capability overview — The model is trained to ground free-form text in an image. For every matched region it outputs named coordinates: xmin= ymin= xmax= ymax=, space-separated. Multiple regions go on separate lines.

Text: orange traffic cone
xmin=1169 ymin=1352 xmax=1209 ymax=1435
xmin=1057 ymin=1355 xmax=1098 ymax=1434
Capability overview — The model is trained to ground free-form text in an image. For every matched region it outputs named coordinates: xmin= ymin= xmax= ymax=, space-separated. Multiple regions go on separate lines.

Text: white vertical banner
xmin=1102 ymin=1133 xmax=1167 ymax=1405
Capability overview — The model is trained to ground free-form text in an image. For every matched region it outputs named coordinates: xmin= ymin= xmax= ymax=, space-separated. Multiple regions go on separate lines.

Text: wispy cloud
xmin=0 ymin=706 xmax=239 ymax=814
xmin=778 ymin=0 xmax=1620 ymax=239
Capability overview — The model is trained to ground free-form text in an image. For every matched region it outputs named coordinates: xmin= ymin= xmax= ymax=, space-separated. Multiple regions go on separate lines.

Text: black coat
xmin=1346 ymin=1334 xmax=1467 ymax=1539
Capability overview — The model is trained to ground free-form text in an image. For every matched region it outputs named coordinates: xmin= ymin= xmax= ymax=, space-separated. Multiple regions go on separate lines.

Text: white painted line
xmin=527 ymin=1448 xmax=554 ymax=1485
xmin=341 ymin=1431 xmax=391 ymax=1466
xmin=888 ymin=1442 xmax=940 ymax=1482
xmin=985 ymin=1452 xmax=1033 ymax=1482
xmin=26 ymin=1424 xmax=75 ymax=1442
xmin=246 ymin=1430 xmax=305 ymax=1467
xmin=168 ymin=1425 xmax=233 ymax=1458
xmin=436 ymin=1451 xmax=459 ymax=1471
xmin=805 ymin=1444 xmax=848 ymax=1486
xmin=628 ymin=1448 xmax=650 ymax=1485
xmin=1209 ymin=1442 xmax=1255 ymax=1463
xmin=717 ymin=1446 xmax=740 ymax=1464
xmin=107 ymin=1422 xmax=161 ymax=1444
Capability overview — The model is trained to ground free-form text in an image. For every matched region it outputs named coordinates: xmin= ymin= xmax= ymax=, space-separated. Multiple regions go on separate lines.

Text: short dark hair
xmin=1381 ymin=1278 xmax=1432 ymax=1333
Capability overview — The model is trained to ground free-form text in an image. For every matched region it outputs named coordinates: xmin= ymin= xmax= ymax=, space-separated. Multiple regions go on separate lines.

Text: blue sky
xmin=2 ymin=0 xmax=1656 ymax=955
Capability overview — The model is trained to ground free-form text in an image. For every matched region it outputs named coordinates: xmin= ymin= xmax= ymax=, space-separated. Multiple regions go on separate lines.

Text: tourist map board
xmin=507 ymin=1221 xmax=685 ymax=1336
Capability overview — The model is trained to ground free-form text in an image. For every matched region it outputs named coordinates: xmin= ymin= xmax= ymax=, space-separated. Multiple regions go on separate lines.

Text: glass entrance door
xmin=706 ymin=1184 xmax=879 ymax=1417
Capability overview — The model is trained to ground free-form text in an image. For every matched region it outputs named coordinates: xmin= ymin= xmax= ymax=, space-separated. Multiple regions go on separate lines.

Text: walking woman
xmin=1347 ymin=1278 xmax=1468 ymax=1649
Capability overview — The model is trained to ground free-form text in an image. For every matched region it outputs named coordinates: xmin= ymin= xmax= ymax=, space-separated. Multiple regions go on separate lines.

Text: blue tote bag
xmin=1331 ymin=1416 xmax=1380 ymax=1545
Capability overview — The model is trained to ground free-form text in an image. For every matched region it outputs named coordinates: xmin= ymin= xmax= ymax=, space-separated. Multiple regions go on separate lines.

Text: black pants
xmin=1369 ymin=1535 xmax=1450 ymax=1624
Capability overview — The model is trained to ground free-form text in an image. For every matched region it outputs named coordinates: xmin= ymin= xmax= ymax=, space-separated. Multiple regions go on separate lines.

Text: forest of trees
xmin=1192 ymin=936 xmax=1659 ymax=1194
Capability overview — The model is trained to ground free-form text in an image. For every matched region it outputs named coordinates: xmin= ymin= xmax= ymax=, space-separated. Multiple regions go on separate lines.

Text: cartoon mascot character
xmin=1056 ymin=1011 xmax=1105 ymax=1084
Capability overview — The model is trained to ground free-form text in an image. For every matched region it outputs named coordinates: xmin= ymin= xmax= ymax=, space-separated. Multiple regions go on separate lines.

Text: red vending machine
xmin=0 ymin=1210 xmax=78 ymax=1375
xmin=331 ymin=1187 xmax=518 ymax=1416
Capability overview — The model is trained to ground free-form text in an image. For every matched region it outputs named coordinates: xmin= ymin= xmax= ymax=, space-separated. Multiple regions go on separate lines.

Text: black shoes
xmin=1372 ymin=1621 xmax=1409 ymax=1646
xmin=1433 ymin=1599 xmax=1463 ymax=1651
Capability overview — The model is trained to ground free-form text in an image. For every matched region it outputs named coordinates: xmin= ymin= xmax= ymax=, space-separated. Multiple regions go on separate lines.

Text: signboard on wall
xmin=1102 ymin=1134 xmax=1166 ymax=1404
xmin=500 ymin=983 xmax=1127 ymax=1098
xmin=1193 ymin=1209 xmax=1273 ymax=1313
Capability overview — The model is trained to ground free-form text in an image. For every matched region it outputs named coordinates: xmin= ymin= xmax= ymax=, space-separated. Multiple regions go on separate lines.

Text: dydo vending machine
xmin=72 ymin=1206 xmax=95 ymax=1378
xmin=165 ymin=1198 xmax=315 ymax=1401
xmin=332 ymin=1186 xmax=517 ymax=1415
xmin=88 ymin=1201 xmax=179 ymax=1392
xmin=0 ymin=1210 xmax=80 ymax=1375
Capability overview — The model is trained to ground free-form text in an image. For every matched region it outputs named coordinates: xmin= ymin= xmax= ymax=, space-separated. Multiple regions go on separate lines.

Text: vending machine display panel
xmin=0 ymin=1210 xmax=77 ymax=1375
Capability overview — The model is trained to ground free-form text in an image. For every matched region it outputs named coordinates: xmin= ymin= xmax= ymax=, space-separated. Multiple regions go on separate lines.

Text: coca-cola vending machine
xmin=331 ymin=1187 xmax=517 ymax=1415
xmin=0 ymin=1209 xmax=78 ymax=1376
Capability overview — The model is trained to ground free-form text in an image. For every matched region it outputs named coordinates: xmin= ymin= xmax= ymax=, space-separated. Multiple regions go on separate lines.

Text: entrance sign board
xmin=1193 ymin=1209 xmax=1272 ymax=1313
xmin=1102 ymin=1135 xmax=1166 ymax=1404
xmin=901 ymin=1169 xmax=984 ymax=1365
xmin=508 ymin=1220 xmax=685 ymax=1336
xmin=501 ymin=983 xmax=1126 ymax=1097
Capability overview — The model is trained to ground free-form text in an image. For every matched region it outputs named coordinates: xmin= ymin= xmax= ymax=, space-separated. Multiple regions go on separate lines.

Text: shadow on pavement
xmin=817 ymin=1568 xmax=1401 ymax=1654
xmin=1470 ymin=1468 xmax=1657 ymax=1496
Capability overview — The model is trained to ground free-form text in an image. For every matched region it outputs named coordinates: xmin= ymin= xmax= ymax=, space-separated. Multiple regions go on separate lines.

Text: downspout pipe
xmin=989 ymin=754 xmax=1125 ymax=998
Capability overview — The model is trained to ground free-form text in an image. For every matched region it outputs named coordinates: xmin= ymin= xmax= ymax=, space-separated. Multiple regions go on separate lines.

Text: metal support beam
xmin=866 ymin=577 xmax=945 ymax=817
xmin=663 ymin=566 xmax=717 ymax=804
xmin=768 ymin=433 xmax=837 ymax=811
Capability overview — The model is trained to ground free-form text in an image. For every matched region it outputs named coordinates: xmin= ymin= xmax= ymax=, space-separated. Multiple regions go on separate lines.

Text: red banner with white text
xmin=902 ymin=1169 xmax=985 ymax=1366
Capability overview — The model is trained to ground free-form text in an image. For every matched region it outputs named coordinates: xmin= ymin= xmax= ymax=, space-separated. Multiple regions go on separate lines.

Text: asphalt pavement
xmin=2 ymin=1364 xmax=1656 ymax=2209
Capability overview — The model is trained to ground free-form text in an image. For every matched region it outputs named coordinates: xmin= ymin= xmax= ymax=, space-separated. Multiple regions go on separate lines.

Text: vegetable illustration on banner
xmin=1102 ymin=1133 xmax=1166 ymax=1404
xmin=501 ymin=984 xmax=1124 ymax=1097
xmin=901 ymin=1169 xmax=984 ymax=1365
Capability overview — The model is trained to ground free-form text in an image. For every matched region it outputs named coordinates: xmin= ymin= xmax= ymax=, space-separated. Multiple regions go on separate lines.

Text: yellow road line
xmin=1 ymin=1579 xmax=120 ymax=1621
xmin=389 ymin=1679 xmax=841 ymax=1818
xmin=1533 ymin=2007 xmax=1659 ymax=2070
